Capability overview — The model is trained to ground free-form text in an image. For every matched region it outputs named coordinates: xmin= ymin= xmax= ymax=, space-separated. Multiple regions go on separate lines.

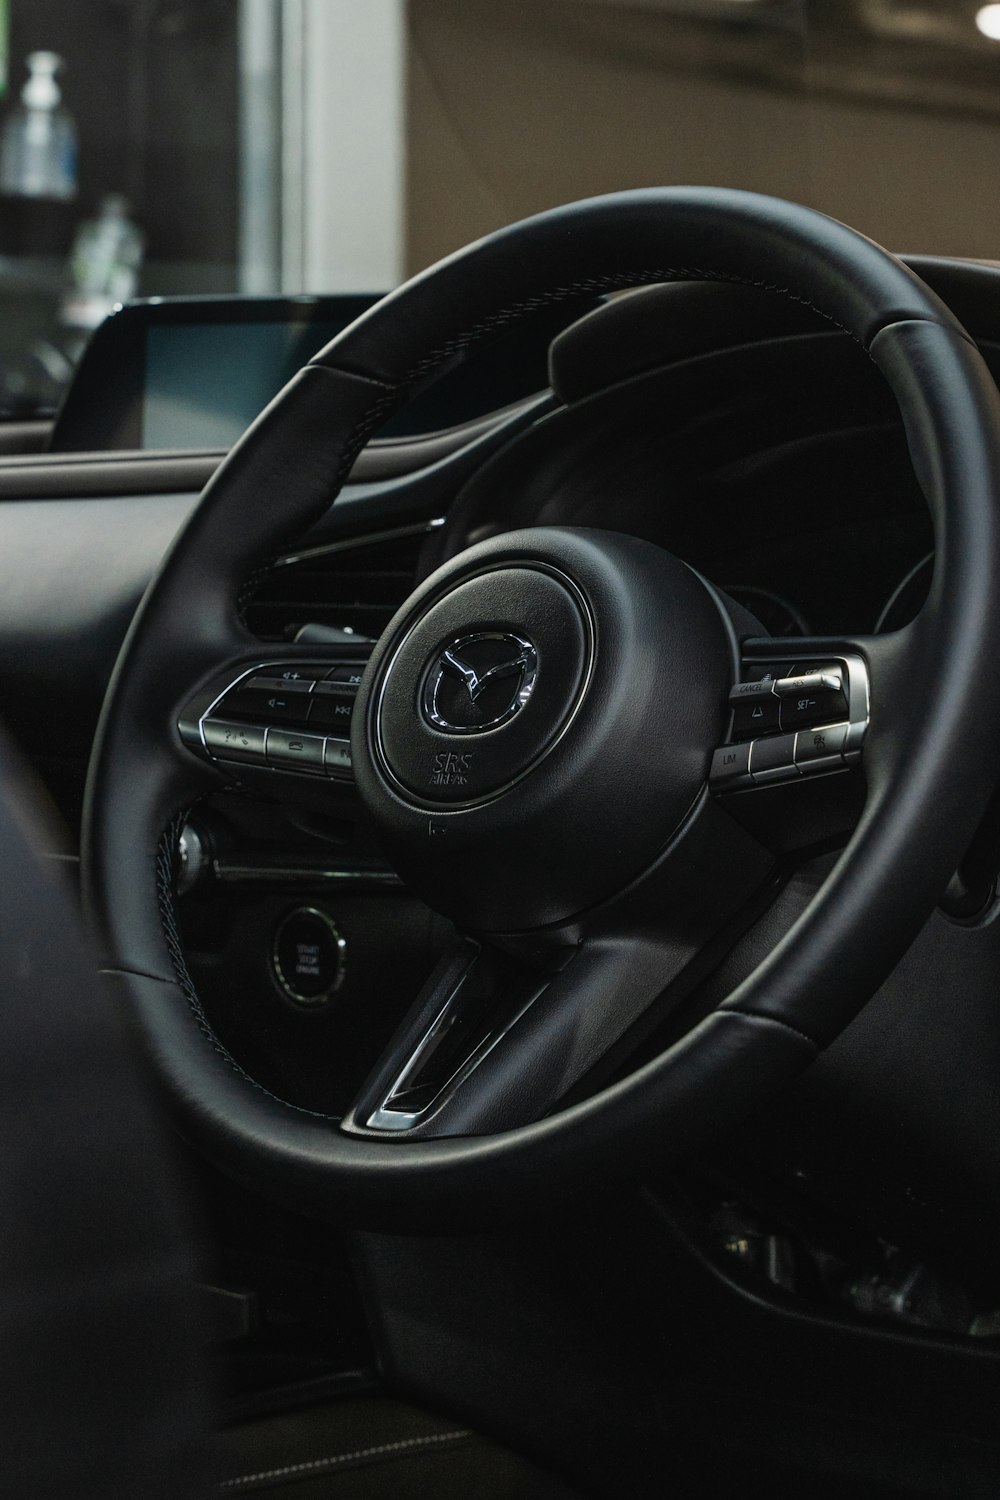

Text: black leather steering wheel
xmin=82 ymin=188 xmax=1000 ymax=1230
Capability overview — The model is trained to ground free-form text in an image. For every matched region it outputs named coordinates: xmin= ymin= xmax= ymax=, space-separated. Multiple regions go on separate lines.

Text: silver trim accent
xmin=271 ymin=906 xmax=346 ymax=1007
xmin=177 ymin=823 xmax=208 ymax=894
xmin=840 ymin=652 xmax=871 ymax=759
xmin=422 ymin=631 xmax=537 ymax=735
xmin=273 ymin=517 xmax=445 ymax=569
xmin=213 ymin=862 xmax=402 ymax=888
xmin=365 ymin=959 xmax=547 ymax=1132
xmin=773 ymin=669 xmax=843 ymax=698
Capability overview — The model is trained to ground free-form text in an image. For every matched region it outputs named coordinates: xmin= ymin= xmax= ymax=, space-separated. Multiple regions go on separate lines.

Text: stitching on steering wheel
xmin=725 ymin=1007 xmax=819 ymax=1047
xmin=156 ymin=824 xmax=338 ymax=1120
xmin=237 ymin=555 xmax=279 ymax=621
xmin=328 ymin=264 xmax=868 ymax=487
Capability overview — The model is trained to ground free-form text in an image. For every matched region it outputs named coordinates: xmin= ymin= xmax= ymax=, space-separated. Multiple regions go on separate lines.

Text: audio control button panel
xmin=178 ymin=654 xmax=371 ymax=782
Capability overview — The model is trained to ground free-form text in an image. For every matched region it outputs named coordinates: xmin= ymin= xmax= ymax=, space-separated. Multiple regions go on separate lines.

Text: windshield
xmin=3 ymin=0 xmax=999 ymax=423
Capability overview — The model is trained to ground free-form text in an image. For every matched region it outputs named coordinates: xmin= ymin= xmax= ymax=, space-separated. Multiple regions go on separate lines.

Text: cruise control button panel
xmin=180 ymin=654 xmax=370 ymax=782
xmin=711 ymin=653 xmax=868 ymax=793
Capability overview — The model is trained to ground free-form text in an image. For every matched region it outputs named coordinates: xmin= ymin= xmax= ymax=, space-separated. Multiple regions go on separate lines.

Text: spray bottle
xmin=0 ymin=51 xmax=77 ymax=200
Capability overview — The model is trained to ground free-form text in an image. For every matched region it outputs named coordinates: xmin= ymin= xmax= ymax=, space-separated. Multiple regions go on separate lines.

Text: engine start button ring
xmin=271 ymin=906 xmax=347 ymax=1008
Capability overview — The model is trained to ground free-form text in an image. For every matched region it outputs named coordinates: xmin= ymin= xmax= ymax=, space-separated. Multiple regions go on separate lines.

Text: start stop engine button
xmin=271 ymin=907 xmax=346 ymax=1006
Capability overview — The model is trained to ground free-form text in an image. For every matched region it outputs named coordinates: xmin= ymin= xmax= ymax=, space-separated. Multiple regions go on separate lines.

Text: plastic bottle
xmin=62 ymin=195 xmax=145 ymax=329
xmin=0 ymin=51 xmax=77 ymax=200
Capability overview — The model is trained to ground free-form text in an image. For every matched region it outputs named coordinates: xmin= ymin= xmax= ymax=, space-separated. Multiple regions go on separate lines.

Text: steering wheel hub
xmin=375 ymin=562 xmax=591 ymax=807
xmin=353 ymin=526 xmax=733 ymax=932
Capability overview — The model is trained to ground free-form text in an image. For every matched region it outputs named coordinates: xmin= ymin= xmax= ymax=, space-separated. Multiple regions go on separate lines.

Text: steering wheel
xmin=82 ymin=189 xmax=1000 ymax=1230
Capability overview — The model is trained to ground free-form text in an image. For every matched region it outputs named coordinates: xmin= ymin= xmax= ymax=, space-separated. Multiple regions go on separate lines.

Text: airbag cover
xmin=375 ymin=565 xmax=589 ymax=805
xmin=353 ymin=527 xmax=732 ymax=932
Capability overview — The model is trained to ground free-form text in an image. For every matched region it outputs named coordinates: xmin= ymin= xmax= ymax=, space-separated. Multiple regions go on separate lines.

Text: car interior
xmin=6 ymin=179 xmax=1000 ymax=1499
xmin=11 ymin=4 xmax=1000 ymax=1494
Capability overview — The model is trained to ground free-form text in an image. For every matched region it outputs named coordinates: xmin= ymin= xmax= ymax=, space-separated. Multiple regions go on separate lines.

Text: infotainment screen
xmin=50 ymin=293 xmax=591 ymax=454
xmin=50 ymin=296 xmax=372 ymax=453
xmin=142 ymin=319 xmax=344 ymax=450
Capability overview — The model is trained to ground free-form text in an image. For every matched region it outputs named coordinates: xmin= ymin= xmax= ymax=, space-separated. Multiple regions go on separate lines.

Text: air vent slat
xmin=268 ymin=570 xmax=414 ymax=599
xmin=244 ymin=529 xmax=427 ymax=643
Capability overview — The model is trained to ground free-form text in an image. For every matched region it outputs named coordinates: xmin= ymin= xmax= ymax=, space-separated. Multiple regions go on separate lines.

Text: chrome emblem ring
xmin=422 ymin=632 xmax=537 ymax=734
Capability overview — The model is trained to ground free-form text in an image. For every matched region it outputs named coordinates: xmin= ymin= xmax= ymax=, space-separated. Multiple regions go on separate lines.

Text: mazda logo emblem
xmin=422 ymin=632 xmax=538 ymax=734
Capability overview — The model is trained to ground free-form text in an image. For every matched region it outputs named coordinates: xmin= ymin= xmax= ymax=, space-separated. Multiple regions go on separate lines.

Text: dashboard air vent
xmin=243 ymin=526 xmax=432 ymax=643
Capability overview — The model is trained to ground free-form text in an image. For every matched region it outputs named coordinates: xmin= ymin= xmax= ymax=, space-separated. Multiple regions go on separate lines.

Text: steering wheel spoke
xmin=342 ymin=914 xmax=746 ymax=1139
xmin=342 ymin=938 xmax=557 ymax=1137
xmin=344 ymin=785 xmax=781 ymax=1140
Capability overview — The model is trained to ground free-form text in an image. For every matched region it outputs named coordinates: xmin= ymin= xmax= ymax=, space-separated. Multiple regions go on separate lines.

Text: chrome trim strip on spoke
xmin=365 ymin=962 xmax=549 ymax=1133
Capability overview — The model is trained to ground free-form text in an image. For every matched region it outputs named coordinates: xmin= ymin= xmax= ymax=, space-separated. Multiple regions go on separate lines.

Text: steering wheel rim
xmin=82 ymin=188 xmax=1000 ymax=1230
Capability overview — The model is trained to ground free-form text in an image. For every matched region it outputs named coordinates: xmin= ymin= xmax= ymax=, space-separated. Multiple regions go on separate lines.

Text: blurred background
xmin=5 ymin=0 xmax=1000 ymax=418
